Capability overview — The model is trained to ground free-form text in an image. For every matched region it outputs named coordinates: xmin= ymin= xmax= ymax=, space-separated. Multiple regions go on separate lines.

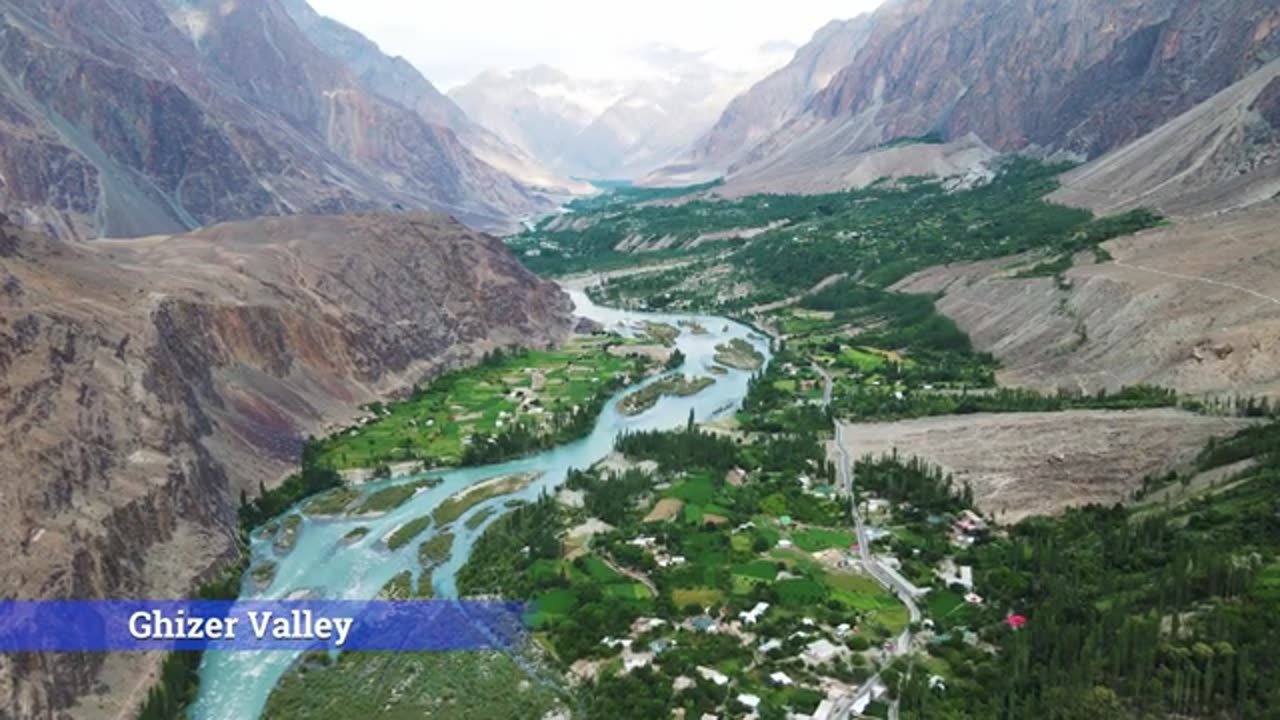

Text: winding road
xmin=815 ymin=362 xmax=920 ymax=719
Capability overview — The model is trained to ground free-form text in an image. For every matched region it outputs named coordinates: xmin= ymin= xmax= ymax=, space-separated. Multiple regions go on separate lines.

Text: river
xmin=190 ymin=288 xmax=770 ymax=719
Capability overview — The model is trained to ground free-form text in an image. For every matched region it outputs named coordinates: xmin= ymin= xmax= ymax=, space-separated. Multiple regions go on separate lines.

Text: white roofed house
xmin=739 ymin=601 xmax=770 ymax=625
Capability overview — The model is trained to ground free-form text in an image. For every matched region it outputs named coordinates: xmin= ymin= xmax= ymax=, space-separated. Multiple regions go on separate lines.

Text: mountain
xmin=673 ymin=0 xmax=1280 ymax=200
xmin=1050 ymin=59 xmax=1280 ymax=218
xmin=0 ymin=211 xmax=572 ymax=717
xmin=276 ymin=0 xmax=589 ymax=196
xmin=449 ymin=61 xmax=760 ymax=180
xmin=0 ymin=0 xmax=553 ymax=239
xmin=645 ymin=17 xmax=876 ymax=185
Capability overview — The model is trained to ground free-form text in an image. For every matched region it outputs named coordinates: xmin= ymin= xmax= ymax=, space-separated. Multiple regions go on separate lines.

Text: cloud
xmin=633 ymin=43 xmax=713 ymax=69
xmin=306 ymin=0 xmax=885 ymax=89
xmin=758 ymin=40 xmax=800 ymax=56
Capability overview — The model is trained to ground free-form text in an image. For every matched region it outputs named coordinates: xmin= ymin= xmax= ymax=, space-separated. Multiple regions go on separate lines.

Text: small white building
xmin=759 ymin=638 xmax=783 ymax=654
xmin=740 ymin=602 xmax=770 ymax=625
xmin=697 ymin=666 xmax=729 ymax=686
xmin=803 ymin=639 xmax=843 ymax=666
xmin=737 ymin=693 xmax=761 ymax=710
xmin=623 ymin=650 xmax=654 ymax=672
xmin=769 ymin=671 xmax=794 ymax=686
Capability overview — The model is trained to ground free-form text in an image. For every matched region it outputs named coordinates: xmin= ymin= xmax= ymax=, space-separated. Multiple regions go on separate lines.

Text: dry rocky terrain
xmin=837 ymin=410 xmax=1252 ymax=523
xmin=894 ymin=200 xmax=1280 ymax=399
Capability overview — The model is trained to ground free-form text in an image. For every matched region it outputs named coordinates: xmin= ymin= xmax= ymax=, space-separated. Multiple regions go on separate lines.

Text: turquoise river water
xmin=191 ymin=288 xmax=771 ymax=719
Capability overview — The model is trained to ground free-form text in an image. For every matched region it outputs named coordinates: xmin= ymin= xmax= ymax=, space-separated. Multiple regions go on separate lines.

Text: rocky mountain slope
xmin=1051 ymin=59 xmax=1280 ymax=218
xmin=450 ymin=62 xmax=759 ymax=180
xmin=894 ymin=200 xmax=1280 ymax=398
xmin=276 ymin=0 xmax=588 ymax=197
xmin=673 ymin=0 xmax=1280 ymax=196
xmin=645 ymin=16 xmax=875 ymax=185
xmin=0 ymin=212 xmax=572 ymax=718
xmin=0 ymin=0 xmax=553 ymax=239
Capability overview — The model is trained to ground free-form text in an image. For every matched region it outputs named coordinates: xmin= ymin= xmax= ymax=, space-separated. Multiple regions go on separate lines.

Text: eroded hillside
xmin=0 ymin=212 xmax=572 ymax=717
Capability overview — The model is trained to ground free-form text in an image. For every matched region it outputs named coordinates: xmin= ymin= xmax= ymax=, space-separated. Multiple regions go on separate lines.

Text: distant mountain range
xmin=650 ymin=0 xmax=1280 ymax=212
xmin=0 ymin=0 xmax=581 ymax=239
xmin=449 ymin=61 xmax=765 ymax=180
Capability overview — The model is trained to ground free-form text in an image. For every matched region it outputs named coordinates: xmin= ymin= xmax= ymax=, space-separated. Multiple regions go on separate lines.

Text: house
xmin=622 ymin=650 xmax=654 ymax=672
xmin=628 ymin=536 xmax=657 ymax=548
xmin=690 ymin=616 xmax=718 ymax=633
xmin=759 ymin=638 xmax=783 ymax=654
xmin=769 ymin=671 xmax=793 ymax=686
xmin=1005 ymin=614 xmax=1027 ymax=629
xmin=803 ymin=639 xmax=843 ymax=666
xmin=631 ymin=617 xmax=667 ymax=634
xmin=725 ymin=467 xmax=748 ymax=487
xmin=835 ymin=623 xmax=852 ymax=638
xmin=965 ymin=593 xmax=985 ymax=605
xmin=673 ymin=676 xmax=695 ymax=691
xmin=739 ymin=602 xmax=770 ymax=625
xmin=697 ymin=666 xmax=730 ymax=686
xmin=737 ymin=694 xmax=761 ymax=710
xmin=936 ymin=559 xmax=975 ymax=590
xmin=929 ymin=675 xmax=948 ymax=691
xmin=777 ymin=539 xmax=794 ymax=549
xmin=649 ymin=638 xmax=675 ymax=654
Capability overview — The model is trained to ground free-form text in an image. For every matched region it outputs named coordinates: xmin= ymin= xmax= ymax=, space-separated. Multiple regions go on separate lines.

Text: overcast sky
xmin=307 ymin=0 xmax=885 ymax=90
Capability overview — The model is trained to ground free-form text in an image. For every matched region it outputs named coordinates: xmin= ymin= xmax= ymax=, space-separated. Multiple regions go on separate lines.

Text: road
xmin=813 ymin=363 xmax=834 ymax=406
xmin=827 ymin=416 xmax=922 ymax=720
xmin=598 ymin=553 xmax=659 ymax=597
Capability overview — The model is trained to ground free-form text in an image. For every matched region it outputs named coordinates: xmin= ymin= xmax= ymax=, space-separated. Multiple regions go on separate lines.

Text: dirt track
xmin=837 ymin=410 xmax=1252 ymax=522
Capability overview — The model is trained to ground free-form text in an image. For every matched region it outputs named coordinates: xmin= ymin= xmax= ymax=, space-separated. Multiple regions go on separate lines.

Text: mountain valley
xmin=0 ymin=1 xmax=1279 ymax=719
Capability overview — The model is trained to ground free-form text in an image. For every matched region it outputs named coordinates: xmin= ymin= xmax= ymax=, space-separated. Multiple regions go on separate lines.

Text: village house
xmin=802 ymin=638 xmax=844 ymax=666
xmin=739 ymin=602 xmax=770 ymax=625
xmin=697 ymin=666 xmax=730 ymax=686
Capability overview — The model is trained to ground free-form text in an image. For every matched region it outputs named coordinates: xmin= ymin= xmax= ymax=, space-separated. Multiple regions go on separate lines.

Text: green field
xmin=667 ymin=474 xmax=716 ymax=505
xmin=263 ymin=651 xmax=561 ymax=719
xmin=316 ymin=337 xmax=648 ymax=469
xmin=579 ymin=555 xmax=624 ymax=583
xmin=604 ymin=582 xmax=652 ymax=600
xmin=791 ymin=528 xmax=856 ymax=552
xmin=672 ymin=588 xmax=724 ymax=608
xmin=732 ymin=559 xmax=780 ymax=581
